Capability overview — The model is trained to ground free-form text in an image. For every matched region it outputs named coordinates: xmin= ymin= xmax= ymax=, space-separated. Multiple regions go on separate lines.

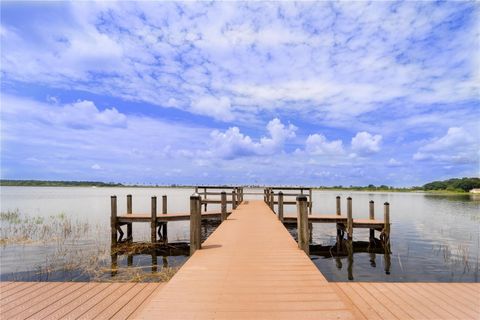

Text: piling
xmin=127 ymin=195 xmax=132 ymax=241
xmin=221 ymin=192 xmax=227 ymax=221
xmin=162 ymin=195 xmax=168 ymax=242
xmin=369 ymin=200 xmax=375 ymax=240
xmin=384 ymin=202 xmax=390 ymax=241
xmin=296 ymin=195 xmax=309 ymax=254
xmin=347 ymin=197 xmax=353 ymax=239
xmin=336 ymin=196 xmax=341 ymax=215
xmin=309 ymin=189 xmax=313 ymax=215
xmin=269 ymin=189 xmax=274 ymax=210
xmin=278 ymin=191 xmax=284 ymax=222
xmin=151 ymin=196 xmax=157 ymax=243
xmin=232 ymin=190 xmax=237 ymax=209
xmin=190 ymin=193 xmax=202 ymax=255
xmin=110 ymin=195 xmax=117 ymax=246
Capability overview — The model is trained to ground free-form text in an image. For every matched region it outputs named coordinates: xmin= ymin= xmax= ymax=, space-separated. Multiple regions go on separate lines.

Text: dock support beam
xmin=162 ymin=195 xmax=168 ymax=243
xmin=296 ymin=195 xmax=309 ymax=255
xmin=221 ymin=192 xmax=227 ymax=222
xmin=369 ymin=200 xmax=375 ymax=241
xmin=309 ymin=189 xmax=312 ymax=215
xmin=110 ymin=195 xmax=117 ymax=246
xmin=336 ymin=196 xmax=341 ymax=215
xmin=232 ymin=190 xmax=237 ymax=210
xmin=190 ymin=193 xmax=202 ymax=255
xmin=383 ymin=202 xmax=390 ymax=242
xmin=127 ymin=194 xmax=132 ymax=241
xmin=347 ymin=197 xmax=353 ymax=240
xmin=269 ymin=189 xmax=274 ymax=211
xmin=278 ymin=191 xmax=284 ymax=222
xmin=151 ymin=196 xmax=157 ymax=243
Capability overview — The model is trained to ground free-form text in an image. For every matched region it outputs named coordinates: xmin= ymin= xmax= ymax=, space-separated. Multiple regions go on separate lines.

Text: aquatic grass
xmin=0 ymin=210 xmax=90 ymax=245
xmin=1 ymin=210 xmax=183 ymax=282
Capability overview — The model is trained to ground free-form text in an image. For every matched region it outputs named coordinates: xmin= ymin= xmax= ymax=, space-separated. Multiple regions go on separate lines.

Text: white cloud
xmin=387 ymin=158 xmax=402 ymax=167
xmin=209 ymin=118 xmax=296 ymax=159
xmin=305 ymin=134 xmax=344 ymax=155
xmin=1 ymin=2 xmax=477 ymax=127
xmin=413 ymin=127 xmax=479 ymax=163
xmin=190 ymin=96 xmax=233 ymax=122
xmin=351 ymin=132 xmax=382 ymax=154
xmin=91 ymin=164 xmax=101 ymax=170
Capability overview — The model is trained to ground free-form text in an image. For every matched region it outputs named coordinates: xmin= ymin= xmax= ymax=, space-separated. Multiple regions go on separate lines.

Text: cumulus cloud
xmin=190 ymin=96 xmax=233 ymax=122
xmin=413 ymin=127 xmax=479 ymax=163
xmin=305 ymin=134 xmax=344 ymax=155
xmin=351 ymin=132 xmax=382 ymax=154
xmin=209 ymin=118 xmax=296 ymax=159
xmin=57 ymin=100 xmax=127 ymax=128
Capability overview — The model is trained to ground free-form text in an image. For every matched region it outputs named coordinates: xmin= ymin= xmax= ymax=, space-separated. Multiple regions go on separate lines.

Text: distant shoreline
xmin=0 ymin=179 xmax=475 ymax=194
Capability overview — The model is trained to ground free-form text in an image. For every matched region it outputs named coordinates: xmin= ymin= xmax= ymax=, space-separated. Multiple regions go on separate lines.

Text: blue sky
xmin=1 ymin=1 xmax=479 ymax=186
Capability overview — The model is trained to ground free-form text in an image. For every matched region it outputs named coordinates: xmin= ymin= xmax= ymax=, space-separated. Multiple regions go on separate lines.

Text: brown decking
xmin=1 ymin=200 xmax=479 ymax=319
xmin=0 ymin=282 xmax=163 ymax=320
xmin=335 ymin=282 xmax=480 ymax=319
xmin=136 ymin=200 xmax=358 ymax=319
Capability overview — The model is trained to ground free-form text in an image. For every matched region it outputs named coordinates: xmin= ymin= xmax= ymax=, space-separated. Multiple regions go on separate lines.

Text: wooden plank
xmin=399 ymin=282 xmax=469 ymax=319
xmin=359 ymin=283 xmax=413 ymax=319
xmin=2 ymin=282 xmax=85 ymax=319
xmin=0 ymin=282 xmax=57 ymax=311
xmin=95 ymin=283 xmax=146 ymax=319
xmin=27 ymin=282 xmax=98 ymax=319
xmin=0 ymin=282 xmax=13 ymax=290
xmin=61 ymin=283 xmax=124 ymax=319
xmin=371 ymin=283 xmax=439 ymax=319
xmin=115 ymin=284 xmax=163 ymax=320
xmin=77 ymin=282 xmax=136 ymax=319
xmin=46 ymin=283 xmax=110 ymax=320
xmin=347 ymin=283 xmax=398 ymax=319
xmin=0 ymin=282 xmax=37 ymax=299
xmin=412 ymin=283 xmax=479 ymax=319
xmin=395 ymin=282 xmax=455 ymax=319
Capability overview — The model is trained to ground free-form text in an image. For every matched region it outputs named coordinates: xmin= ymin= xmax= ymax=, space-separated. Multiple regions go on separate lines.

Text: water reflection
xmin=310 ymin=236 xmax=391 ymax=281
xmin=109 ymin=218 xmax=220 ymax=280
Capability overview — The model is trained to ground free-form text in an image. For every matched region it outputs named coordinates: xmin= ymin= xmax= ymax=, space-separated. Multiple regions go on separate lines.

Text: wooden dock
xmin=0 ymin=282 xmax=163 ymax=319
xmin=1 ymin=197 xmax=479 ymax=319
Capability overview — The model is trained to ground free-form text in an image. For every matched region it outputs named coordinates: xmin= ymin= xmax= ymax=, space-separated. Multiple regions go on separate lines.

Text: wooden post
xmin=232 ymin=190 xmax=237 ymax=209
xmin=296 ymin=195 xmax=309 ymax=255
xmin=269 ymin=189 xmax=274 ymax=210
xmin=308 ymin=189 xmax=312 ymax=215
xmin=221 ymin=191 xmax=227 ymax=221
xmin=347 ymin=197 xmax=353 ymax=240
xmin=336 ymin=196 xmax=341 ymax=215
xmin=384 ymin=202 xmax=390 ymax=241
xmin=190 ymin=193 xmax=202 ymax=255
xmin=162 ymin=195 xmax=168 ymax=242
xmin=203 ymin=187 xmax=207 ymax=212
xmin=264 ymin=189 xmax=266 ymax=203
xmin=126 ymin=194 xmax=132 ymax=241
xmin=151 ymin=196 xmax=157 ymax=243
xmin=369 ymin=200 xmax=375 ymax=240
xmin=110 ymin=196 xmax=117 ymax=246
xmin=278 ymin=191 xmax=284 ymax=222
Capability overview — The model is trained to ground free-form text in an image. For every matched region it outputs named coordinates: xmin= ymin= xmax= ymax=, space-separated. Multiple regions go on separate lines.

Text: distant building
xmin=469 ymin=188 xmax=480 ymax=193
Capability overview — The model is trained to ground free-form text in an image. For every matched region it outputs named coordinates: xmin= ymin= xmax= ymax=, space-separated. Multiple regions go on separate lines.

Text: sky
xmin=1 ymin=1 xmax=479 ymax=186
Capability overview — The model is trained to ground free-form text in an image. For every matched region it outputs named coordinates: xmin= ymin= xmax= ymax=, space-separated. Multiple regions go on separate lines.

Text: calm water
xmin=0 ymin=186 xmax=478 ymax=282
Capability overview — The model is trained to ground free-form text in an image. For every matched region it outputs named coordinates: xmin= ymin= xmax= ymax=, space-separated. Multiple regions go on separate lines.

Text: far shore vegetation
xmin=1 ymin=177 xmax=479 ymax=193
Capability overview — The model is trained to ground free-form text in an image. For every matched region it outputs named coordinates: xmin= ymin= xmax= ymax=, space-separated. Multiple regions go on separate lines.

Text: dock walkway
xmin=1 ymin=200 xmax=479 ymax=319
xmin=136 ymin=200 xmax=359 ymax=319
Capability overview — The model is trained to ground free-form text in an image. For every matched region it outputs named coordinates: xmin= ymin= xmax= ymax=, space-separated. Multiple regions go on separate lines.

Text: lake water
xmin=0 ymin=186 xmax=478 ymax=282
